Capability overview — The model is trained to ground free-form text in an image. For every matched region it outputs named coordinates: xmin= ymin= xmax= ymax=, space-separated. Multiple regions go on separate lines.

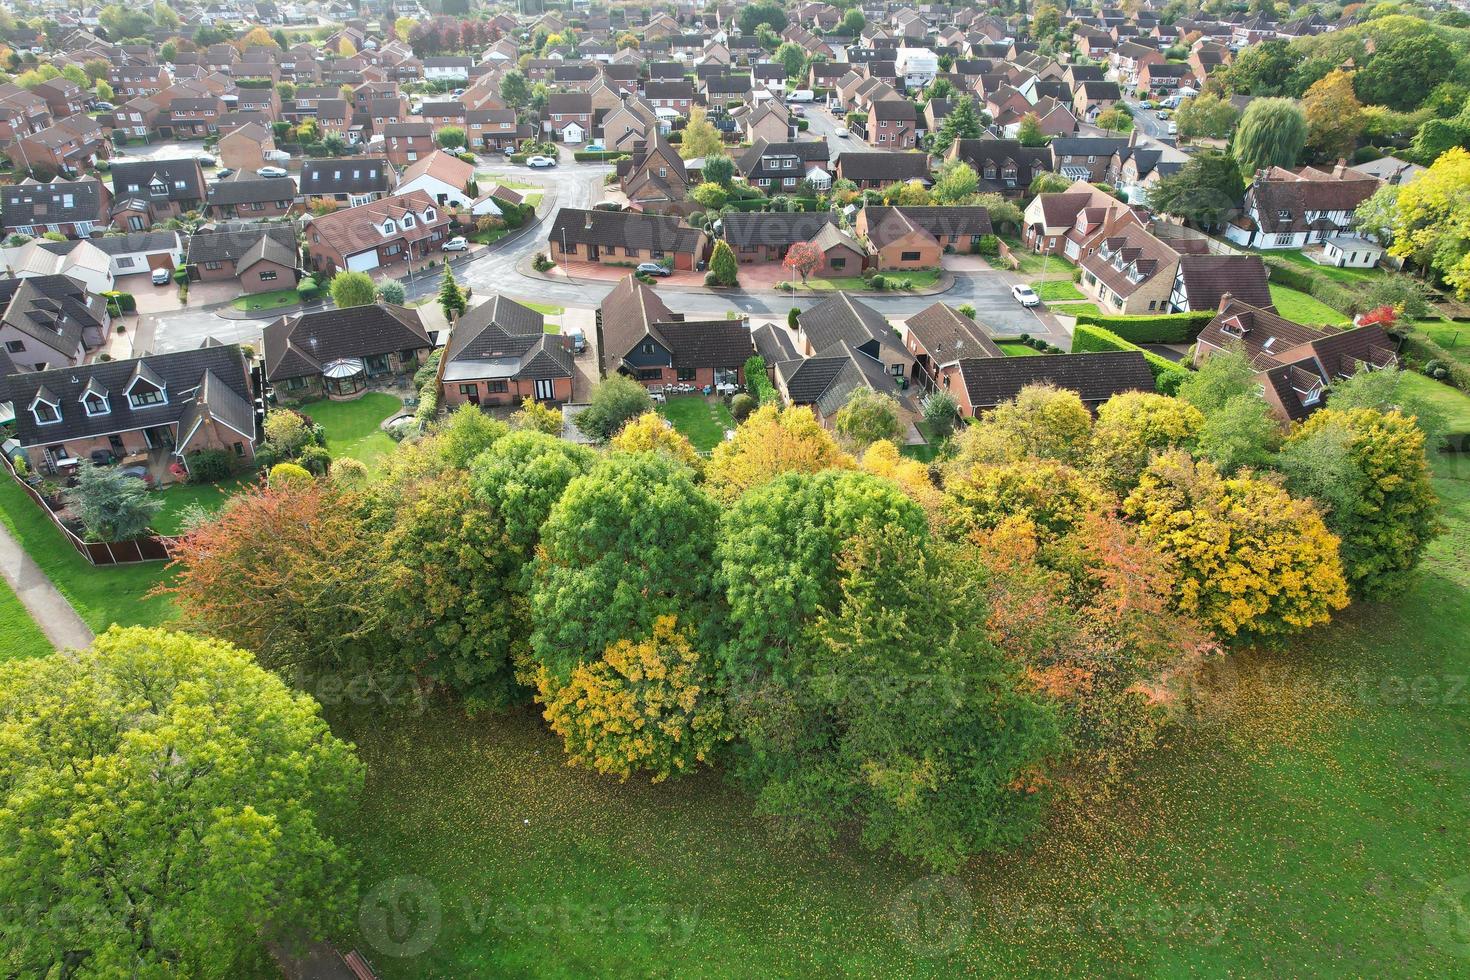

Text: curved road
xmin=146 ymin=159 xmax=1065 ymax=352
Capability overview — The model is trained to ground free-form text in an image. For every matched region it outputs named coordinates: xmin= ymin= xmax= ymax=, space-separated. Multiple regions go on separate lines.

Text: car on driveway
xmin=636 ymin=262 xmax=671 ymax=278
xmin=442 ymin=237 xmax=468 ymax=251
xmin=256 ymin=166 xmax=289 ymax=178
xmin=151 ymin=267 xmax=172 ymax=286
xmin=216 ymin=168 xmax=234 ymax=179
xmin=1011 ymin=283 xmax=1040 ymax=308
xmin=526 ymin=155 xmax=556 ymax=168
xmin=834 ymin=126 xmax=849 ymax=137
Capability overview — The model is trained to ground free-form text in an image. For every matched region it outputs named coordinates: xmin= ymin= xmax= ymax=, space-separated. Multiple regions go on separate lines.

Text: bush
xmin=105 ymin=291 xmax=137 ymax=313
xmin=744 ymin=355 xmax=777 ymax=405
xmin=296 ymin=444 xmax=332 ymax=476
xmin=1072 ymin=311 xmax=1215 ymax=345
xmin=869 ymin=274 xmax=887 ymax=290
xmin=975 ymin=233 xmax=1000 ymax=257
xmin=533 ymin=252 xmax=554 ymax=272
xmin=267 ymin=462 xmax=313 ymax=489
xmin=186 ymin=448 xmax=235 ymax=484
xmin=730 ymin=392 xmax=757 ymax=421
xmin=1072 ymin=324 xmax=1192 ymax=394
xmin=573 ymin=150 xmax=631 ymax=162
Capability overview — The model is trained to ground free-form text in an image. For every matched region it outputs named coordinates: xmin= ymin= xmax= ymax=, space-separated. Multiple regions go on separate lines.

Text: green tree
xmin=66 ymin=463 xmax=162 ymax=541
xmin=574 ymin=374 xmax=655 ymax=442
xmin=499 ymin=68 xmax=530 ymax=108
xmin=1233 ymin=97 xmax=1309 ymax=175
xmin=738 ymin=0 xmax=787 ymax=35
xmin=329 ymin=270 xmax=376 ymax=308
xmin=436 ymin=125 xmax=466 ymax=149
xmin=833 ymin=387 xmax=904 ymax=450
xmin=375 ymin=280 xmax=405 ymax=305
xmin=1303 ymin=69 xmax=1365 ymax=161
xmin=932 ymin=96 xmax=984 ymax=153
xmin=0 ymin=627 xmax=363 ymax=977
xmin=933 ymin=159 xmax=979 ymax=203
xmin=774 ymin=41 xmax=808 ymax=80
xmin=1174 ymin=93 xmax=1240 ymax=139
xmin=1355 ymin=32 xmax=1454 ymax=112
xmin=709 ymin=238 xmax=739 ymax=287
xmin=438 ymin=263 xmax=467 ymax=321
xmin=1279 ymin=407 xmax=1440 ymax=597
xmin=839 ymin=8 xmax=866 ymax=35
xmin=679 ymin=107 xmax=724 ymax=159
xmin=1146 ymin=149 xmax=1246 ymax=228
xmin=532 ymin=453 xmax=719 ymax=678
xmin=1032 ymin=2 xmax=1061 ymax=37
xmin=1214 ymin=38 xmax=1299 ymax=96
xmin=1016 ymin=113 xmax=1046 ymax=146
xmin=432 ymin=402 xmax=509 ymax=470
xmin=702 ymin=153 xmax=735 ymax=188
xmin=1095 ymin=106 xmax=1133 ymax=133
xmin=692 ymin=181 xmax=729 ymax=209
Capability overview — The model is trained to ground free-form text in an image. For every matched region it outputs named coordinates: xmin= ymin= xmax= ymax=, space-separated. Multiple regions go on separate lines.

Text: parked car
xmin=93 ymin=100 xmax=115 ymax=111
xmin=1011 ymin=283 xmax=1040 ymax=308
xmin=790 ymin=105 xmax=803 ymax=116
xmin=216 ymin=168 xmax=235 ymax=179
xmin=151 ymin=267 xmax=172 ymax=286
xmin=834 ymin=126 xmax=849 ymax=138
xmin=256 ymin=166 xmax=289 ymax=178
xmin=584 ymin=142 xmax=606 ymax=152
xmin=636 ymin=262 xmax=671 ymax=278
xmin=197 ymin=154 xmax=216 ymax=166
xmin=526 ymin=155 xmax=556 ymax=168
xmin=566 ymin=327 xmax=587 ymax=354
xmin=1156 ymin=109 xmax=1171 ymax=120
xmin=442 ymin=236 xmax=469 ymax=251
xmin=1167 ymin=122 xmax=1178 ymax=136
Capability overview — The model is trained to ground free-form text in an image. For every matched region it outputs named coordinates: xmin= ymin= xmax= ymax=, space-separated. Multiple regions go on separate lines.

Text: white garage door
xmin=346 ymin=250 xmax=380 ymax=273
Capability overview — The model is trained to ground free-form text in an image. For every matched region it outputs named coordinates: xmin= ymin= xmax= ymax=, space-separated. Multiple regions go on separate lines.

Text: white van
xmin=788 ymin=89 xmax=815 ymax=103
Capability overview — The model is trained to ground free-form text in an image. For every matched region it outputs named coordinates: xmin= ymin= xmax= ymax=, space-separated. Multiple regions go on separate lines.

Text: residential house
xmin=0 ymin=274 xmax=109 ymax=372
xmin=187 ymin=222 xmax=301 ymax=293
xmin=381 ymin=122 xmax=435 ymax=166
xmin=720 ymin=211 xmax=838 ymax=264
xmin=31 ymin=79 xmax=87 ymax=121
xmin=945 ymin=138 xmax=1050 ymax=195
xmin=618 ymin=137 xmax=692 ymax=210
xmin=764 ymin=294 xmax=910 ymax=421
xmin=599 ymin=97 xmax=662 ymax=153
xmin=857 ymin=206 xmax=994 ymax=268
xmin=38 ymin=231 xmax=183 ymax=284
xmin=833 ymin=151 xmax=933 ymax=190
xmin=109 ymin=158 xmax=207 ymax=230
xmin=867 ymin=99 xmax=918 ymax=148
xmin=437 ymin=294 xmax=575 ymax=407
xmin=950 ymin=351 xmax=1155 ymax=418
xmin=1 ymin=176 xmax=110 ymax=239
xmin=1194 ymin=296 xmax=1398 ymax=422
xmin=1049 ymin=137 xmax=1128 ymax=183
xmin=1021 ymin=179 xmax=1129 ymax=256
xmin=1168 ymin=254 xmax=1272 ymax=313
xmin=217 ymin=122 xmax=280 ymax=173
xmin=2 ymin=239 xmax=114 ymax=294
xmin=396 ymin=149 xmax=493 ymax=214
xmin=7 ymin=116 xmax=109 ymax=176
xmin=901 ymin=301 xmax=1004 ymax=394
xmin=466 ymin=107 xmax=524 ymax=152
xmin=205 ymin=174 xmax=300 ymax=221
xmin=736 ymin=139 xmax=830 ymax=194
xmin=596 ymin=274 xmax=752 ymax=389
xmin=298 ymin=158 xmax=397 ymax=206
xmin=1078 ymin=210 xmax=1205 ymax=315
xmin=1225 ymin=163 xmax=1379 ymax=251
xmin=543 ymin=93 xmax=593 ymax=144
xmin=263 ymin=303 xmax=434 ymax=401
xmin=1073 ymin=80 xmax=1123 ymax=121
xmin=303 ymin=190 xmax=450 ymax=275
xmin=0 ymin=344 xmax=258 ymax=483
xmin=549 ymin=208 xmax=708 ymax=271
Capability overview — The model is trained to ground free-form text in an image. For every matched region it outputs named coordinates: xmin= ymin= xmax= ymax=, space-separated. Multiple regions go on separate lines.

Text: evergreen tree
xmin=438 ymin=264 xmax=468 ymax=321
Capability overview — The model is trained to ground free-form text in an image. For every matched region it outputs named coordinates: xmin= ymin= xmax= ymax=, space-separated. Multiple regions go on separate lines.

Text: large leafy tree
xmin=1386 ymin=146 xmax=1470 ymax=295
xmin=1214 ymin=39 xmax=1299 ymax=96
xmin=574 ymin=375 xmax=654 ymax=442
xmin=680 ymin=107 xmax=724 ymax=159
xmin=944 ymin=459 xmax=1110 ymax=543
xmin=1124 ymin=451 xmax=1350 ymax=637
xmin=932 ymin=96 xmax=984 ymax=153
xmin=1303 ymin=70 xmax=1365 ymax=161
xmin=531 ymin=452 xmax=719 ymax=679
xmin=951 ymin=383 xmax=1094 ymax=467
xmin=328 ymin=270 xmax=376 ymax=308
xmin=1355 ymin=31 xmax=1454 ymax=112
xmin=1146 ymin=149 xmax=1246 ymax=228
xmin=706 ymin=404 xmax=851 ymax=502
xmin=1279 ymin=408 xmax=1440 ymax=598
xmin=1233 ymin=97 xmax=1309 ymax=175
xmin=0 ymin=627 xmax=363 ymax=977
xmin=738 ymin=0 xmax=787 ymax=35
xmin=833 ymin=388 xmax=904 ymax=450
xmin=933 ymin=159 xmax=979 ymax=203
xmin=66 ymin=463 xmax=162 ymax=541
xmin=1174 ymin=93 xmax=1240 ymax=140
xmin=1087 ymin=391 xmax=1205 ymax=493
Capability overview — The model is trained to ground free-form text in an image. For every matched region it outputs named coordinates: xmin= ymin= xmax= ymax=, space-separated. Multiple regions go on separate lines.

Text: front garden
xmin=230 ymin=288 xmax=304 ymax=314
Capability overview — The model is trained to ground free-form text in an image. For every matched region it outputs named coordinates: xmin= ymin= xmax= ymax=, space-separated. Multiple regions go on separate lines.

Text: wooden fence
xmin=2 ymin=455 xmax=179 ymax=566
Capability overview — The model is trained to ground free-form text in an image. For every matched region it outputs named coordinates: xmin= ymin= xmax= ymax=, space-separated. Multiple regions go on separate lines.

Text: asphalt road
xmin=1123 ymin=99 xmax=1173 ymax=140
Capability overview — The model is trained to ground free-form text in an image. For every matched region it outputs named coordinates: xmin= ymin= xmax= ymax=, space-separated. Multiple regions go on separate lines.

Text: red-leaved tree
xmin=784 ymin=240 xmax=822 ymax=283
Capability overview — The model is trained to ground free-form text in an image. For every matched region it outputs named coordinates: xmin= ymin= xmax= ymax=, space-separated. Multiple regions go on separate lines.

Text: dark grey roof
xmin=109 ymin=158 xmax=205 ymax=204
xmin=720 ymin=211 xmax=836 ymax=248
xmin=903 ymin=303 xmax=1003 ymax=361
xmin=777 ymin=339 xmax=901 ymax=417
xmin=799 ymin=293 xmax=895 ymax=354
xmin=187 ymin=223 xmax=299 ymax=266
xmin=0 ymin=275 xmax=107 ymax=358
xmin=1 ymin=344 xmax=255 ymax=448
xmin=1 ymin=177 xmax=106 ymax=228
xmin=835 ymin=151 xmax=932 ymax=182
xmin=207 ymin=175 xmax=299 ymax=206
xmin=957 ymin=351 xmax=1154 ymax=409
xmin=298 ymin=158 xmax=393 ymax=196
xmin=549 ymin=208 xmax=704 ymax=255
xmin=262 ymin=304 xmax=432 ymax=382
xmin=39 ymin=231 xmax=179 ymax=257
xmin=442 ymin=295 xmax=572 ymax=384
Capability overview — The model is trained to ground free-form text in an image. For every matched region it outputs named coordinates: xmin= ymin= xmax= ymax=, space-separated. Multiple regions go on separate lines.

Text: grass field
xmin=1270 ymin=249 xmax=1386 ymax=285
xmin=298 ymin=394 xmax=403 ymax=471
xmin=1400 ymin=371 xmax=1470 ymax=433
xmin=230 ymin=288 xmax=302 ymax=313
xmin=658 ymin=396 xmax=734 ymax=453
xmin=0 ymin=578 xmax=52 ymax=661
xmin=998 ymin=341 xmax=1044 ymax=356
xmin=1032 ymin=279 xmax=1086 ymax=302
xmin=331 ymin=452 xmax=1470 ymax=976
xmin=999 ymin=239 xmax=1076 ymax=277
xmin=787 ymin=270 xmax=943 ymax=292
xmin=1047 ymin=301 xmax=1102 ymax=318
xmin=151 ymin=474 xmax=257 ymax=535
xmin=0 ymin=480 xmax=174 ymax=633
xmin=1269 ymin=284 xmax=1351 ymax=327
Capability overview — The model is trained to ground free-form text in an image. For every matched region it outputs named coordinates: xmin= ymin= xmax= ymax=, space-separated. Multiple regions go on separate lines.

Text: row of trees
xmin=162 ymin=349 xmax=1440 ymax=872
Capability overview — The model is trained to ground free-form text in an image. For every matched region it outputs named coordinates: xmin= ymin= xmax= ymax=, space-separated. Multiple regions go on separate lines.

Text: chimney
xmin=1332 ymin=158 xmax=1347 ymax=178
xmin=1218 ymin=291 xmax=1233 ymax=313
xmin=584 ymin=211 xmax=593 ymax=231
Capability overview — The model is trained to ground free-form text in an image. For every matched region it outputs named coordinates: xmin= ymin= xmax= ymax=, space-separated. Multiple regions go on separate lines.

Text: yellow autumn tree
xmin=951 ymin=383 xmax=1093 ymax=470
xmin=706 ymin=404 xmax=851 ymax=501
xmin=1387 ymin=146 xmax=1470 ymax=297
xmin=860 ymin=439 xmax=943 ymax=515
xmin=944 ymin=459 xmax=1112 ymax=543
xmin=536 ymin=615 xmax=729 ymax=783
xmin=238 ymin=26 xmax=279 ymax=49
xmin=610 ymin=411 xmax=704 ymax=473
xmin=1088 ymin=391 xmax=1204 ymax=493
xmin=1123 ymin=451 xmax=1349 ymax=637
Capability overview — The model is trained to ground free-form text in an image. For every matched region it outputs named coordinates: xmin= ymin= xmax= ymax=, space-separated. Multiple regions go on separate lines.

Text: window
xmin=115 ymin=255 xmax=136 ymax=269
xmin=830 ymin=258 xmax=846 ymax=270
xmin=129 ymin=386 xmax=165 ymax=408
xmin=83 ymin=392 xmax=109 ymax=416
xmin=4 ymin=340 xmax=23 ymax=353
xmin=33 ymin=402 xmax=58 ymax=423
xmin=459 ymin=383 xmax=478 ymax=395
xmin=259 ymin=270 xmax=277 ymax=281
xmin=284 ymin=376 xmax=307 ymax=390
xmin=890 ymin=363 xmax=904 ymax=376
xmin=642 ymin=342 xmax=656 ymax=354
xmin=677 ymin=367 xmax=696 ymax=381
xmin=637 ymin=368 xmax=662 ymax=381
xmin=901 ymin=251 xmax=921 ymax=262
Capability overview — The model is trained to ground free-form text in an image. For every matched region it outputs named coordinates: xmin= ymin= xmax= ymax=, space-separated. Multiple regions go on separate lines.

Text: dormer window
xmin=382 ymin=219 xmax=397 ymax=234
xmin=81 ymin=386 xmax=109 ymax=417
xmin=423 ymin=207 xmax=436 ymax=222
xmin=1277 ymin=209 xmax=1291 ymax=221
xmin=403 ymin=213 xmax=415 ymax=228
xmin=31 ymin=400 xmax=59 ymax=424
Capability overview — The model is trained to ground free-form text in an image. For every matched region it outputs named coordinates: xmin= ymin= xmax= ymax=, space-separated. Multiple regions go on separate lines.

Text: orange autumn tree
xmin=783 ymin=240 xmax=822 ymax=284
xmin=163 ymin=481 xmax=387 ymax=676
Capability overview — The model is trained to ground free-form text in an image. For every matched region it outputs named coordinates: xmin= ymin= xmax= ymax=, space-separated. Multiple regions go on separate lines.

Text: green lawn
xmin=1047 ymin=301 xmax=1102 ymax=318
xmin=329 ymin=449 xmax=1470 ymax=976
xmin=658 ymin=396 xmax=734 ymax=452
xmin=998 ymin=239 xmax=1076 ymax=277
xmin=514 ymin=300 xmax=565 ymax=318
xmin=998 ymin=341 xmax=1044 ymax=356
xmin=0 ymin=479 xmax=174 ymax=632
xmin=150 ymin=474 xmax=257 ymax=535
xmin=1399 ymin=371 xmax=1470 ymax=433
xmin=1269 ymin=284 xmax=1351 ymax=327
xmin=1031 ymin=278 xmax=1086 ymax=302
xmin=230 ymin=288 xmax=303 ymax=313
xmin=1413 ymin=319 xmax=1470 ymax=369
xmin=468 ymin=227 xmax=509 ymax=246
xmin=0 ymin=577 xmax=52 ymax=662
xmin=297 ymin=393 xmax=403 ymax=472
xmin=1269 ymin=248 xmax=1386 ymax=285
xmin=786 ymin=269 xmax=943 ymax=292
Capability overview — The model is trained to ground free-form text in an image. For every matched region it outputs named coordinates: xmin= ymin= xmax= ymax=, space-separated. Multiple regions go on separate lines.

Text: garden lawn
xmin=998 ymin=341 xmax=1043 ymax=356
xmin=0 ymin=578 xmax=52 ymax=661
xmin=1032 ymin=279 xmax=1085 ymax=302
xmin=1399 ymin=371 xmax=1470 ymax=434
xmin=1047 ymin=301 xmax=1101 ymax=318
xmin=1269 ymin=284 xmax=1351 ymax=327
xmin=1269 ymin=249 xmax=1386 ymax=285
xmin=230 ymin=288 xmax=302 ymax=313
xmin=331 ymin=451 xmax=1470 ymax=976
xmin=0 ymin=479 xmax=174 ymax=632
xmin=151 ymin=474 xmax=256 ymax=535
xmin=1413 ymin=320 xmax=1470 ymax=370
xmin=788 ymin=269 xmax=943 ymax=292
xmin=999 ymin=238 xmax=1075 ymax=277
xmin=658 ymin=396 xmax=734 ymax=453
xmin=298 ymin=393 xmax=402 ymax=472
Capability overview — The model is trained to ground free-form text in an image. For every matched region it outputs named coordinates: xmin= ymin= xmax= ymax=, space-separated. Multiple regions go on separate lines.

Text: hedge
xmin=744 ymin=355 xmax=778 ymax=405
xmin=723 ymin=197 xmax=823 ymax=213
xmin=1072 ymin=310 xmax=1215 ymax=345
xmin=104 ymin=291 xmax=136 ymax=313
xmin=573 ymin=150 xmax=631 ymax=162
xmin=1072 ymin=324 xmax=1191 ymax=395
xmin=1262 ymin=257 xmax=1364 ymax=317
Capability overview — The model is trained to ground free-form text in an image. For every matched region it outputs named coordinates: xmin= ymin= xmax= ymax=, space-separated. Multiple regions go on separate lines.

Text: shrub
xmin=869 ymin=274 xmax=887 ymax=290
xmin=533 ymin=252 xmax=554 ymax=272
xmin=744 ymin=355 xmax=777 ymax=405
xmin=1072 ymin=311 xmax=1214 ymax=345
xmin=296 ymin=444 xmax=332 ymax=476
xmin=268 ymin=462 xmax=313 ymax=489
xmin=788 ymin=307 xmax=800 ymax=330
xmin=730 ymin=392 xmax=757 ymax=421
xmin=1072 ymin=324 xmax=1191 ymax=394
xmin=976 ymin=233 xmax=1000 ymax=256
xmin=186 ymin=448 xmax=235 ymax=484
xmin=376 ymin=280 xmax=406 ymax=305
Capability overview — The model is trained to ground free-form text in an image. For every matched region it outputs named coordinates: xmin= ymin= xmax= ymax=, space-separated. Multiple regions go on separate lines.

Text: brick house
xmin=31 ymin=79 xmax=87 ymax=121
xmin=466 ymin=107 xmax=524 ymax=151
xmin=217 ymin=121 xmax=279 ymax=173
xmin=857 ymin=206 xmax=994 ymax=267
xmin=186 ymin=222 xmax=301 ymax=293
xmin=617 ymin=137 xmax=691 ymax=210
xmin=867 ymin=99 xmax=918 ymax=148
xmin=950 ymin=351 xmax=1155 ymax=418
xmin=0 ymin=344 xmax=259 ymax=484
xmin=298 ymin=158 xmax=397 ymax=206
xmin=1 ymin=175 xmax=110 ymax=239
xmin=109 ymin=158 xmax=207 ymax=230
xmin=549 ymin=208 xmax=708 ymax=271
xmin=382 ymin=122 xmax=435 ymax=167
xmin=1077 ymin=211 xmax=1198 ymax=315
xmin=7 ymin=116 xmax=109 ymax=176
xmin=721 ymin=211 xmax=839 ymax=264
xmin=0 ymin=274 xmax=110 ymax=372
xmin=901 ymin=301 xmax=1004 ymax=395
xmin=263 ymin=304 xmax=434 ymax=401
xmin=438 ymin=295 xmax=575 ymax=407
xmin=833 ymin=151 xmax=932 ymax=190
xmin=303 ymin=190 xmax=450 ymax=276
xmin=597 ymin=274 xmax=752 ymax=389
xmin=543 ymin=93 xmax=594 ymax=143
xmin=204 ymin=174 xmax=300 ymax=221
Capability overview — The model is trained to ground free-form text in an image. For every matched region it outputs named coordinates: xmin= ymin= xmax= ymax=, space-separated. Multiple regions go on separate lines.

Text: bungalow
xmin=0 ymin=274 xmax=110 ymax=372
xmin=857 ymin=206 xmax=994 ymax=268
xmin=186 ymin=222 xmax=300 ymax=293
xmin=720 ymin=211 xmax=838 ymax=264
xmin=549 ymin=208 xmax=708 ymax=272
xmin=0 ymin=344 xmax=258 ymax=483
xmin=596 ymin=274 xmax=752 ymax=389
xmin=298 ymin=158 xmax=397 ymax=207
xmin=263 ymin=303 xmax=434 ymax=402
xmin=438 ymin=294 xmax=575 ymax=408
xmin=793 ymin=293 xmax=913 ymax=380
xmin=304 ymin=190 xmax=450 ymax=275
xmin=1 ymin=175 xmax=110 ymax=239
xmin=833 ymin=151 xmax=932 ymax=190
xmin=951 ymin=351 xmax=1155 ymax=418
xmin=901 ymin=301 xmax=1004 ymax=395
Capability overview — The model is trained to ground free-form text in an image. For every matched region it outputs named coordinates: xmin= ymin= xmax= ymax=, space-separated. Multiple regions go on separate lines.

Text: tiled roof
xmin=1175 ymin=255 xmax=1272 ymax=312
xmin=262 ymin=304 xmax=432 ymax=382
xmin=187 ymin=223 xmax=299 ymax=266
xmin=720 ymin=211 xmax=836 ymax=248
xmin=799 ymin=293 xmax=895 ymax=354
xmin=904 ymin=303 xmax=1003 ymax=362
xmin=957 ymin=351 xmax=1155 ymax=409
xmin=549 ymin=208 xmax=704 ymax=255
